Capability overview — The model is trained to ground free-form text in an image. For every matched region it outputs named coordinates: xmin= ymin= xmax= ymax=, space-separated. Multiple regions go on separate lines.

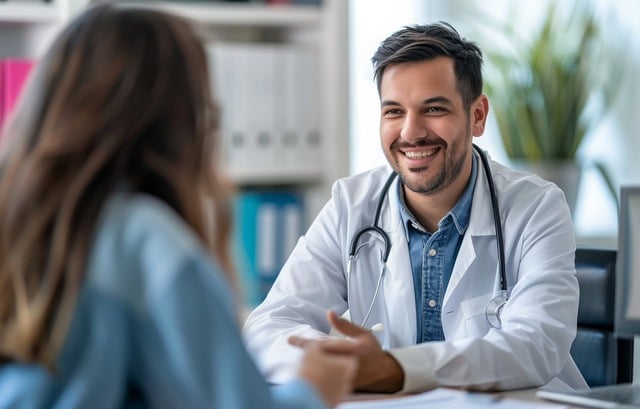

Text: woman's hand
xmin=289 ymin=310 xmax=405 ymax=401
xmin=294 ymin=340 xmax=359 ymax=408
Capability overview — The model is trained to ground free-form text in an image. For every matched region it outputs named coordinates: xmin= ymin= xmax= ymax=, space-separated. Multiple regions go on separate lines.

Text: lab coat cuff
xmin=388 ymin=347 xmax=437 ymax=394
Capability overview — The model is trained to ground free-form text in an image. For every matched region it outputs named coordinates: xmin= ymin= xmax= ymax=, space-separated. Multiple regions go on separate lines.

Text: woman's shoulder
xmin=85 ymin=193 xmax=214 ymax=307
xmin=98 ymin=193 xmax=203 ymax=263
xmin=103 ymin=193 xmax=193 ymax=237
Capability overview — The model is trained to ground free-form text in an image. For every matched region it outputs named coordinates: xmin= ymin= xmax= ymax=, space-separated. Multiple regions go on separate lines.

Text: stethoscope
xmin=346 ymin=144 xmax=508 ymax=331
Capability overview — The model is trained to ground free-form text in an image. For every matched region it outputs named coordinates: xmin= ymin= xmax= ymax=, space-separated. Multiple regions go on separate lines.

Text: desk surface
xmin=342 ymin=388 xmax=579 ymax=408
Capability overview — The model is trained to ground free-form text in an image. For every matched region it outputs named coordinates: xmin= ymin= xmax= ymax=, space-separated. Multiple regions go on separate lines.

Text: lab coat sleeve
xmin=389 ymin=184 xmax=582 ymax=392
xmin=131 ymin=234 xmax=327 ymax=409
xmin=243 ymin=178 xmax=355 ymax=384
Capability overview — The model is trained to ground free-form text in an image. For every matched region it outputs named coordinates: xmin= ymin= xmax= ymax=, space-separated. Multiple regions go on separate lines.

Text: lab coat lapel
xmin=442 ymin=151 xmax=497 ymax=313
xmin=379 ymin=177 xmax=416 ymax=346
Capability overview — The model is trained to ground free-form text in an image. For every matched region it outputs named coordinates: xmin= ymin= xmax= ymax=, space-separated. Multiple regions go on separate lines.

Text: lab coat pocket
xmin=460 ymin=292 xmax=493 ymax=337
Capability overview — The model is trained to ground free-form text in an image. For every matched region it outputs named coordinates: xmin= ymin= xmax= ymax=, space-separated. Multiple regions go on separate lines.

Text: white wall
xmin=348 ymin=0 xmax=432 ymax=175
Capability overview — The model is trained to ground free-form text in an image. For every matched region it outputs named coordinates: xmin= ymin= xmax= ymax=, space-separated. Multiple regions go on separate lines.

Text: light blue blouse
xmin=0 ymin=193 xmax=326 ymax=409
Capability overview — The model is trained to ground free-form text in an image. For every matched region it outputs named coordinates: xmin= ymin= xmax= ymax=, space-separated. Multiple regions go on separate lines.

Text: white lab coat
xmin=243 ymin=151 xmax=587 ymax=393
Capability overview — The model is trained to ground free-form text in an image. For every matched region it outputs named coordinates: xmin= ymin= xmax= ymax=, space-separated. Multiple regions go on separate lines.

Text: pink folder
xmin=0 ymin=59 xmax=35 ymax=132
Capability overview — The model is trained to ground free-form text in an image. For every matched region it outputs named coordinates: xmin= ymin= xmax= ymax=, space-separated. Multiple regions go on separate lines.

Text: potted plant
xmin=481 ymin=3 xmax=620 ymax=214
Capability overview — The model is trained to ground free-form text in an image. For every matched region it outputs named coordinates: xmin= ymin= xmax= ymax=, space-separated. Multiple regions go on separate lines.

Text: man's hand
xmin=288 ymin=311 xmax=405 ymax=393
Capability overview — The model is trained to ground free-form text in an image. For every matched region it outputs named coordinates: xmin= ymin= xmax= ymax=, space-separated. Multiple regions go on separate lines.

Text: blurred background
xmin=1 ymin=0 xmax=637 ymax=304
xmin=350 ymin=0 xmax=638 ymax=249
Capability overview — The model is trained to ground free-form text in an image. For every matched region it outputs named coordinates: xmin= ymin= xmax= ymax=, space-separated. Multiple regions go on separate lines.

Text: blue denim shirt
xmin=398 ymin=155 xmax=477 ymax=343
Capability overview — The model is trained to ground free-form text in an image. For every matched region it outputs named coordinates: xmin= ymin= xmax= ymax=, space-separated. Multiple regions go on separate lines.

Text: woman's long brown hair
xmin=0 ymin=3 xmax=234 ymax=367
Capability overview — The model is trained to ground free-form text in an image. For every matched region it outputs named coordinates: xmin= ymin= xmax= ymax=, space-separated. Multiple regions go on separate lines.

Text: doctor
xmin=243 ymin=22 xmax=587 ymax=394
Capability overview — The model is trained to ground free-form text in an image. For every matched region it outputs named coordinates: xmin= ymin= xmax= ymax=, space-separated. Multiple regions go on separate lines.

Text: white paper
xmin=337 ymin=388 xmax=567 ymax=409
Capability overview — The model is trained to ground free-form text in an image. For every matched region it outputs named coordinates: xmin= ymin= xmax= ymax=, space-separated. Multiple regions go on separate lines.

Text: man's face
xmin=379 ymin=57 xmax=485 ymax=198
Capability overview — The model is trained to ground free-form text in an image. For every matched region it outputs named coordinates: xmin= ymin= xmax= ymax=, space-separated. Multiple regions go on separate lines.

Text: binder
xmin=281 ymin=46 xmax=322 ymax=174
xmin=244 ymin=44 xmax=279 ymax=173
xmin=207 ymin=43 xmax=254 ymax=172
xmin=208 ymin=43 xmax=282 ymax=176
xmin=297 ymin=48 xmax=321 ymax=172
xmin=206 ymin=42 xmax=321 ymax=179
xmin=233 ymin=190 xmax=304 ymax=306
xmin=0 ymin=58 xmax=34 ymax=133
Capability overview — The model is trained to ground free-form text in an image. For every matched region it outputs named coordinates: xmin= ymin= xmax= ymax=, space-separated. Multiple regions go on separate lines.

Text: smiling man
xmin=243 ymin=22 xmax=587 ymax=394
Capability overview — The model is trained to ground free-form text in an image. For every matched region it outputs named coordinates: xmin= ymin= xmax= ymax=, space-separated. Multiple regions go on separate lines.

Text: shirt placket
xmin=420 ymin=230 xmax=447 ymax=342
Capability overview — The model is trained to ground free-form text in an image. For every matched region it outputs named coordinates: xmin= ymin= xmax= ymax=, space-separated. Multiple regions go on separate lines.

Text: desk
xmin=502 ymin=389 xmax=584 ymax=408
xmin=341 ymin=388 xmax=580 ymax=408
xmin=501 ymin=388 xmax=545 ymax=402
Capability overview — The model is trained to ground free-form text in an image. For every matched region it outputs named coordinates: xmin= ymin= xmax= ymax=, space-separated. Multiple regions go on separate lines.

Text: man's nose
xmin=400 ymin=112 xmax=427 ymax=142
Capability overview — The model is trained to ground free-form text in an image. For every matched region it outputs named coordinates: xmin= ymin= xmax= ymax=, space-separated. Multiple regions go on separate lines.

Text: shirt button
xmin=428 ymin=248 xmax=437 ymax=257
xmin=428 ymin=299 xmax=437 ymax=308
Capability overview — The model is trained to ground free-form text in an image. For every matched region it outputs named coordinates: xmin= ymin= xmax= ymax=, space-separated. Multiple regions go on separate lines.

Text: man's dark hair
xmin=371 ymin=22 xmax=483 ymax=109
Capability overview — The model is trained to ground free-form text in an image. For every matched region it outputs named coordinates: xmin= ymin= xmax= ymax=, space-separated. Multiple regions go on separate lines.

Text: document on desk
xmin=338 ymin=388 xmax=568 ymax=409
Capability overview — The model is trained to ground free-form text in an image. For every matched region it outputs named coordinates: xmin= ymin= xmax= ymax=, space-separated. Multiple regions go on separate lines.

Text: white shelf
xmin=130 ymin=2 xmax=321 ymax=28
xmin=225 ymin=166 xmax=323 ymax=186
xmin=0 ymin=2 xmax=63 ymax=24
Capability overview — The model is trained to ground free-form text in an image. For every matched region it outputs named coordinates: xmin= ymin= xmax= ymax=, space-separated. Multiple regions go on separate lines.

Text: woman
xmin=0 ymin=3 xmax=359 ymax=408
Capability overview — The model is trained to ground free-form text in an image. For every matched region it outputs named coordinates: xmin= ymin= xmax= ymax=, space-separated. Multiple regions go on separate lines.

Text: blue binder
xmin=233 ymin=190 xmax=304 ymax=306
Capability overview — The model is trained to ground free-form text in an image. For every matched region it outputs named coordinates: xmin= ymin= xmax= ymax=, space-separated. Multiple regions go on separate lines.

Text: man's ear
xmin=471 ymin=94 xmax=489 ymax=137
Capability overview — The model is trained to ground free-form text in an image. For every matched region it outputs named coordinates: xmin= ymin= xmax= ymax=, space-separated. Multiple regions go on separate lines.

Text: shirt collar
xmin=398 ymin=153 xmax=477 ymax=240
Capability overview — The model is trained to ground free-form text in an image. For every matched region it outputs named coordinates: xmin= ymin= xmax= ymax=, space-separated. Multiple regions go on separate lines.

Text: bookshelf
xmin=0 ymin=1 xmax=68 ymax=58
xmin=0 ymin=0 xmax=350 ymax=219
xmin=165 ymin=0 xmax=350 ymax=224
xmin=0 ymin=1 xmax=63 ymax=23
xmin=0 ymin=0 xmax=350 ymax=306
xmin=149 ymin=1 xmax=350 ymax=306
xmin=178 ymin=0 xmax=350 ymax=306
xmin=140 ymin=2 xmax=322 ymax=27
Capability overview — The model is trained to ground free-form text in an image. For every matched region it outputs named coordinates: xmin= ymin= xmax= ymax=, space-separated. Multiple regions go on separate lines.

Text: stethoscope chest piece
xmin=485 ymin=291 xmax=508 ymax=329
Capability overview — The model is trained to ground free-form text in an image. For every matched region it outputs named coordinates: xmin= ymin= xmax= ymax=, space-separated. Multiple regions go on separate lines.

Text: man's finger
xmin=327 ymin=310 xmax=370 ymax=337
xmin=288 ymin=335 xmax=368 ymax=355
xmin=288 ymin=335 xmax=310 ymax=348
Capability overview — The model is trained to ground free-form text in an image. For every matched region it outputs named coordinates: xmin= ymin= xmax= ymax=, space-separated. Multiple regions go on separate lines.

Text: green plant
xmin=482 ymin=3 xmax=620 ymax=160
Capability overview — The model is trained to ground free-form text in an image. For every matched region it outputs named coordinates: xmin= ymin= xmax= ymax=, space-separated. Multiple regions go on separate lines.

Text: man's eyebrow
xmin=422 ymin=96 xmax=453 ymax=106
xmin=380 ymin=99 xmax=399 ymax=108
xmin=380 ymin=96 xmax=454 ymax=107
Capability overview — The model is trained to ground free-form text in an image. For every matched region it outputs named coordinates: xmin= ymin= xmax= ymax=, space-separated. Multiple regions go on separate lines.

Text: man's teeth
xmin=405 ymin=150 xmax=436 ymax=159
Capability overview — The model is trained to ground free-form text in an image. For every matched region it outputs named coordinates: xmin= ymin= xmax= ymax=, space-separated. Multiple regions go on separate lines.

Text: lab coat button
xmin=428 ymin=299 xmax=437 ymax=308
xmin=428 ymin=248 xmax=437 ymax=257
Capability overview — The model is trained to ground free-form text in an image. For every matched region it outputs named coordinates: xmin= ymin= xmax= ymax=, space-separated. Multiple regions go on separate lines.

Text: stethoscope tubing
xmin=348 ymin=171 xmax=396 ymax=262
xmin=474 ymin=144 xmax=508 ymax=295
xmin=346 ymin=144 xmax=509 ymax=330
